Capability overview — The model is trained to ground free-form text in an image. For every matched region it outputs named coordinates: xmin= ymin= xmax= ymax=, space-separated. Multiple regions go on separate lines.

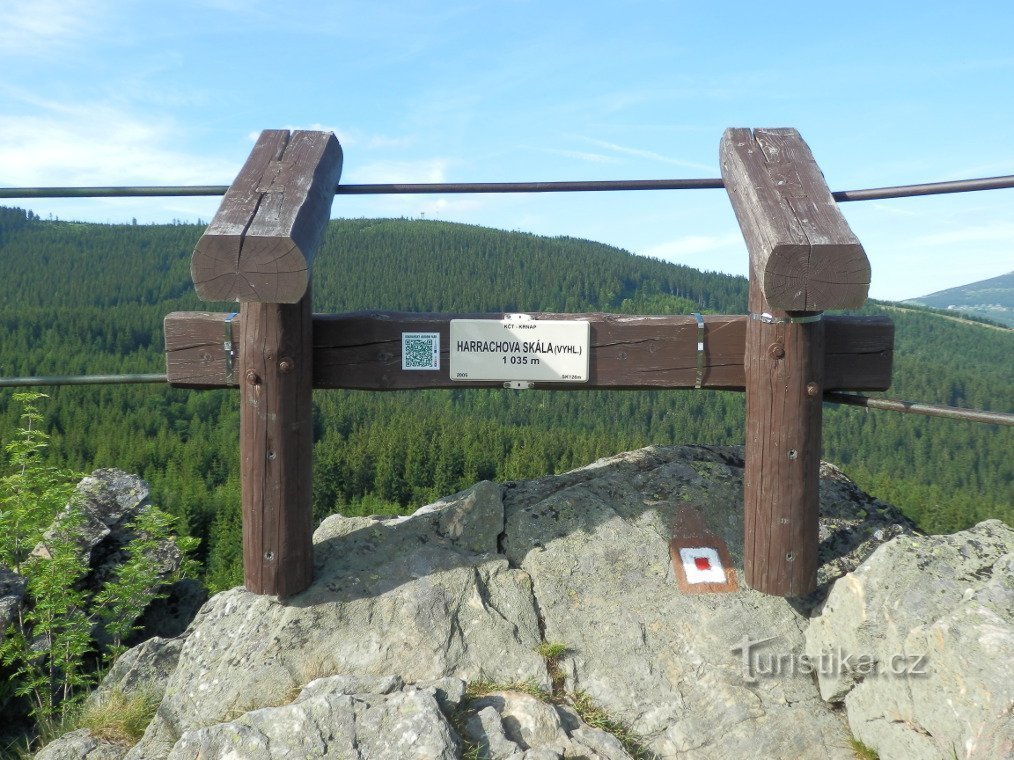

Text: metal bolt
xmin=267 ymin=450 xmax=276 ymax=461
xmin=278 ymin=358 xmax=293 ymax=374
xmin=768 ymin=343 xmax=785 ymax=360
xmin=806 ymin=382 xmax=820 ymax=397
xmin=787 ymin=449 xmax=798 ymax=460
xmin=785 ymin=552 xmax=796 ymax=562
xmin=264 ymin=551 xmax=275 ymax=561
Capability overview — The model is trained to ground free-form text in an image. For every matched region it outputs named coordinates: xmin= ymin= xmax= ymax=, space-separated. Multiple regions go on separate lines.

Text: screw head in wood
xmin=785 ymin=552 xmax=796 ymax=562
xmin=768 ymin=343 xmax=785 ymax=360
xmin=807 ymin=382 xmax=820 ymax=397
xmin=245 ymin=370 xmax=258 ymax=384
xmin=263 ymin=551 xmax=274 ymax=561
xmin=787 ymin=449 xmax=798 ymax=460
xmin=278 ymin=357 xmax=294 ymax=374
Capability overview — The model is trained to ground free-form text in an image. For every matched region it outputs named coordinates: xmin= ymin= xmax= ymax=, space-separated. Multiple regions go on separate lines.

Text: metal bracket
xmin=502 ymin=313 xmax=534 ymax=323
xmin=749 ymin=311 xmax=823 ymax=325
xmin=692 ymin=312 xmax=705 ymax=389
xmin=224 ymin=312 xmax=239 ymax=383
xmin=504 ymin=380 xmax=533 ymax=390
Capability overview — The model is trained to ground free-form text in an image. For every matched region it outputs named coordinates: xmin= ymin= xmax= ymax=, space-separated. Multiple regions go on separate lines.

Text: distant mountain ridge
xmin=903 ymin=271 xmax=1014 ymax=327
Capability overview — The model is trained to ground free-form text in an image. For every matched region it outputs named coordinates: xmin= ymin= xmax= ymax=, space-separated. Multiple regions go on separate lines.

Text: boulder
xmin=33 ymin=729 xmax=125 ymax=760
xmin=124 ymin=445 xmax=918 ymax=759
xmin=126 ymin=479 xmax=548 ymax=759
xmin=0 ymin=566 xmax=26 ymax=642
xmin=462 ymin=691 xmax=633 ymax=759
xmin=806 ymin=519 xmax=1014 ymax=759
xmin=165 ymin=675 xmax=461 ymax=760
xmin=91 ymin=636 xmax=186 ymax=703
xmin=498 ymin=445 xmax=906 ymax=759
xmin=37 ymin=469 xmax=206 ymax=642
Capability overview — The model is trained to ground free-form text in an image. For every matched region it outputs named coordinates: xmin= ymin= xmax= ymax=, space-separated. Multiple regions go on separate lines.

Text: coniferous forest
xmin=0 ymin=206 xmax=1010 ymax=591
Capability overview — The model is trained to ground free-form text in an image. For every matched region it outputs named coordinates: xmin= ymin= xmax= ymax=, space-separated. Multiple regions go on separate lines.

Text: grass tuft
xmin=78 ymin=688 xmax=160 ymax=746
xmin=849 ymin=737 xmax=880 ymax=760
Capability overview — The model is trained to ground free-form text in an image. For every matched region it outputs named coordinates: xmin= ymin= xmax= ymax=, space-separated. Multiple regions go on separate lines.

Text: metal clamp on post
xmin=692 ymin=312 xmax=706 ymax=389
xmin=748 ymin=311 xmax=823 ymax=325
xmin=224 ymin=312 xmax=239 ymax=383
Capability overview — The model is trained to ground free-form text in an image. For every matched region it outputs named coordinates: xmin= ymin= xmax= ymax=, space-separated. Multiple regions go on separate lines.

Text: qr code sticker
xmin=402 ymin=332 xmax=440 ymax=370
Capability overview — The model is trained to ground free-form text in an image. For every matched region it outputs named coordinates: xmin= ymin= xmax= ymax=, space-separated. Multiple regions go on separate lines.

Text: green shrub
xmin=0 ymin=392 xmax=197 ymax=737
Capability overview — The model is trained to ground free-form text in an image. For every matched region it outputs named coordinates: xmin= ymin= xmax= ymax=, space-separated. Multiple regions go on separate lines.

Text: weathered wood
xmin=742 ymin=296 xmax=824 ymax=596
xmin=720 ymin=128 xmax=870 ymax=311
xmin=191 ymin=130 xmax=343 ymax=303
xmin=165 ymin=311 xmax=893 ymax=391
xmin=239 ymin=290 xmax=314 ymax=596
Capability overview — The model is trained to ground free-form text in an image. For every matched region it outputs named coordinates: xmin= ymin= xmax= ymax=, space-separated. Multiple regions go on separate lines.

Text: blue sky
xmin=2 ymin=0 xmax=1012 ymax=301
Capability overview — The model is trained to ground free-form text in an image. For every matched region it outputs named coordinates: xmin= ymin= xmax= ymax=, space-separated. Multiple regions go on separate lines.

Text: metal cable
xmin=824 ymin=392 xmax=1013 ymax=426
xmin=1 ymin=174 xmax=1012 ymax=200
xmin=0 ymin=373 xmax=168 ymax=388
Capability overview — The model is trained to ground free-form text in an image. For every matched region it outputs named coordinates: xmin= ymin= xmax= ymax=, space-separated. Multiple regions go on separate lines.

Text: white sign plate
xmin=450 ymin=318 xmax=589 ymax=382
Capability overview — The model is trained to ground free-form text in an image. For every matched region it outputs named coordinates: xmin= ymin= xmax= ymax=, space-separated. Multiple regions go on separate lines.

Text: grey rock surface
xmin=0 ymin=566 xmax=26 ymax=642
xmin=499 ymin=445 xmax=894 ymax=759
xmin=113 ymin=445 xmax=924 ymax=759
xmin=127 ymin=480 xmax=547 ymax=759
xmin=34 ymin=729 xmax=126 ymax=760
xmin=462 ymin=690 xmax=632 ymax=759
xmin=91 ymin=636 xmax=186 ymax=703
xmin=806 ymin=519 xmax=1014 ymax=760
xmin=36 ymin=469 xmax=151 ymax=566
xmin=165 ymin=675 xmax=460 ymax=760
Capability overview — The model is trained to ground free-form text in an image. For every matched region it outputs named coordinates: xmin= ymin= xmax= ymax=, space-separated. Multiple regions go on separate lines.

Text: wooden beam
xmin=720 ymin=128 xmax=870 ymax=311
xmin=239 ymin=291 xmax=314 ymax=596
xmin=165 ymin=310 xmax=893 ymax=391
xmin=742 ymin=301 xmax=824 ymax=597
xmin=190 ymin=130 xmax=343 ymax=303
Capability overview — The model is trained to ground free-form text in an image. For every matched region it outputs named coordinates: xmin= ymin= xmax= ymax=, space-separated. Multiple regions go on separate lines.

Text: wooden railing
xmin=166 ymin=127 xmax=892 ymax=598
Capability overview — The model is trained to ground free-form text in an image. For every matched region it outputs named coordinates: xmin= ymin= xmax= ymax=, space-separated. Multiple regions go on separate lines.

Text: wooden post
xmin=192 ymin=129 xmax=343 ymax=596
xmin=239 ymin=291 xmax=314 ymax=595
xmin=721 ymin=128 xmax=871 ymax=596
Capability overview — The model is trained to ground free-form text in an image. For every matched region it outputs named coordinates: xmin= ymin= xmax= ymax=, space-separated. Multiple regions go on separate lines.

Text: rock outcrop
xmin=44 ymin=469 xmax=206 ymax=641
xmin=110 ymin=444 xmax=932 ymax=760
xmin=38 ymin=446 xmax=1011 ymax=759
xmin=806 ymin=519 xmax=1014 ymax=759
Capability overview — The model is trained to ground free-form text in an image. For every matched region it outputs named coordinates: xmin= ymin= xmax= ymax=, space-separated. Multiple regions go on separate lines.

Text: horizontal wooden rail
xmin=164 ymin=311 xmax=893 ymax=392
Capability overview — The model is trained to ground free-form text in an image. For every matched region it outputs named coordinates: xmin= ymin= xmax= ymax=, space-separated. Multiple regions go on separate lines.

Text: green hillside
xmin=904 ymin=271 xmax=1014 ymax=327
xmin=1 ymin=207 xmax=1010 ymax=591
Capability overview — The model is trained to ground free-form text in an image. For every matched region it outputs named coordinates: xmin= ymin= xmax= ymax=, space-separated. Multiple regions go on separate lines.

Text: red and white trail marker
xmin=670 ymin=505 xmax=739 ymax=594
xmin=679 ymin=547 xmax=727 ymax=584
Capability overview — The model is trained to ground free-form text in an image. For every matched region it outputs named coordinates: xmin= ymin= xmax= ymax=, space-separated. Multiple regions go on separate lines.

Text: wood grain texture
xmin=721 ymin=128 xmax=870 ymax=311
xmin=164 ymin=311 xmax=893 ymax=391
xmin=191 ymin=130 xmax=343 ymax=303
xmin=239 ymin=291 xmax=314 ymax=596
xmin=742 ymin=269 xmax=825 ymax=596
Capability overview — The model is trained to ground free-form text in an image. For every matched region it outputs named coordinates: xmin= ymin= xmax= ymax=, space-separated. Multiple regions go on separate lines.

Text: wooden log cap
xmin=191 ymin=130 xmax=343 ymax=303
xmin=721 ymin=128 xmax=871 ymax=311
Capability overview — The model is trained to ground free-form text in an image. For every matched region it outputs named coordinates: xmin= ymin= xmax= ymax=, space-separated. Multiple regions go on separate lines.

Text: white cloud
xmin=0 ymin=0 xmax=103 ymax=56
xmin=543 ymin=149 xmax=621 ymax=164
xmin=0 ymin=104 xmax=236 ymax=188
xmin=571 ymin=136 xmax=716 ymax=173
